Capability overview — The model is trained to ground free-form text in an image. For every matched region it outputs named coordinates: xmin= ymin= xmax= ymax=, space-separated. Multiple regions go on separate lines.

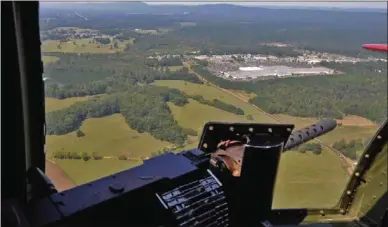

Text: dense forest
xmin=192 ymin=61 xmax=387 ymax=123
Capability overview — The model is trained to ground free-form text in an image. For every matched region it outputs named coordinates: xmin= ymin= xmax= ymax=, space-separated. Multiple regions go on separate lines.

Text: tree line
xmin=332 ymin=139 xmax=365 ymax=160
xmin=296 ymin=143 xmax=322 ymax=155
xmin=189 ymin=95 xmax=244 ymax=115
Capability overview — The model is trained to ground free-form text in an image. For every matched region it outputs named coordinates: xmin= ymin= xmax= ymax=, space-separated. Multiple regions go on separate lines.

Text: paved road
xmin=186 ymin=63 xmax=356 ymax=175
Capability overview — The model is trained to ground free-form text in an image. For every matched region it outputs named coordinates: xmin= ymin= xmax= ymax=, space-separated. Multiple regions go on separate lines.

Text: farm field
xmin=167 ymin=99 xmax=255 ymax=134
xmin=55 ymin=158 xmax=141 ymax=186
xmin=42 ymin=55 xmax=60 ymax=65
xmin=46 ymin=114 xmax=171 ymax=159
xmin=273 ymin=147 xmax=349 ymax=208
xmin=46 ymin=96 xmax=91 ymax=112
xmin=42 ymin=38 xmax=133 ymax=54
xmin=45 ymin=114 xmax=172 ymax=185
xmin=168 ymin=65 xmax=184 ymax=72
xmin=153 ymin=80 xmax=278 ymax=124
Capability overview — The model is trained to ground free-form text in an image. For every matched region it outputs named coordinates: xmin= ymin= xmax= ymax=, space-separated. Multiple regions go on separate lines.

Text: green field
xmin=153 ymin=80 xmax=278 ymax=123
xmin=168 ymin=66 xmax=184 ymax=72
xmin=46 ymin=114 xmax=171 ymax=158
xmin=45 ymin=97 xmax=91 ymax=112
xmin=42 ymin=38 xmax=133 ymax=54
xmin=55 ymin=158 xmax=141 ymax=185
xmin=46 ymin=114 xmax=172 ymax=184
xmin=167 ymin=99 xmax=255 ymax=134
xmin=42 ymin=56 xmax=60 ymax=65
xmin=273 ymin=148 xmax=349 ymax=208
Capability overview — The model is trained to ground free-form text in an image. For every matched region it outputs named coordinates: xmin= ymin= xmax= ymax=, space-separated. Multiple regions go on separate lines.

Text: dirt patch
xmin=337 ymin=115 xmax=377 ymax=126
xmin=45 ymin=160 xmax=76 ymax=192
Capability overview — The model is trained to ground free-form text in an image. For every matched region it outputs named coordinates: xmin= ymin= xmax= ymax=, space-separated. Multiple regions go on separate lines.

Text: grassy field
xmin=168 ymin=65 xmax=184 ymax=72
xmin=273 ymin=147 xmax=349 ymax=208
xmin=42 ymin=56 xmax=60 ymax=65
xmin=167 ymin=100 xmax=256 ymax=134
xmin=154 ymin=80 xmax=278 ymax=124
xmin=46 ymin=114 xmax=171 ymax=158
xmin=46 ymin=114 xmax=172 ymax=184
xmin=42 ymin=38 xmax=133 ymax=54
xmin=45 ymin=96 xmax=91 ymax=112
xmin=55 ymin=158 xmax=141 ymax=185
xmin=319 ymin=125 xmax=377 ymax=145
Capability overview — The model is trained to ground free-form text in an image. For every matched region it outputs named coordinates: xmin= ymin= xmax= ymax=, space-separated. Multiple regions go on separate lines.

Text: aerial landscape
xmin=40 ymin=2 xmax=387 ymax=209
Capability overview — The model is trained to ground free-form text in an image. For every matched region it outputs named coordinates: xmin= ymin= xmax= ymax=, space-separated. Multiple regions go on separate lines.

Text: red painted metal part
xmin=362 ymin=44 xmax=388 ymax=52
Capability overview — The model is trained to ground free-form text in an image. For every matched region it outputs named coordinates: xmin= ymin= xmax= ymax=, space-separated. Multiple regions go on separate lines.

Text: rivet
xmin=209 ymin=126 xmax=214 ymax=131
xmin=320 ymin=210 xmax=325 ymax=216
xmin=109 ymin=182 xmax=125 ymax=194
xmin=138 ymin=176 xmax=154 ymax=180
xmin=365 ymin=154 xmax=370 ymax=158
xmin=383 ymin=171 xmax=386 ymax=175
xmin=355 ymin=172 xmax=360 ymax=177
xmin=373 ymin=196 xmax=377 ymax=200
xmin=249 ymin=127 xmax=254 ymax=132
xmin=380 ymin=182 xmax=384 ymax=186
xmin=268 ymin=128 xmax=273 ymax=133
xmin=229 ymin=126 xmax=234 ymax=132
xmin=347 ymin=190 xmax=352 ymax=195
xmin=340 ymin=209 xmax=345 ymax=214
xmin=203 ymin=143 xmax=208 ymax=148
xmin=377 ymin=135 xmax=382 ymax=139
xmin=286 ymin=128 xmax=292 ymax=132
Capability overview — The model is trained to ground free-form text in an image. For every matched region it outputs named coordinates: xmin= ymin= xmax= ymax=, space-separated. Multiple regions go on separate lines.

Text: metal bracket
xmin=198 ymin=122 xmax=294 ymax=154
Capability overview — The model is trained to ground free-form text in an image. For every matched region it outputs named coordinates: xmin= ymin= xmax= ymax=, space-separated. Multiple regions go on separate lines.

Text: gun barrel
xmin=283 ymin=119 xmax=337 ymax=151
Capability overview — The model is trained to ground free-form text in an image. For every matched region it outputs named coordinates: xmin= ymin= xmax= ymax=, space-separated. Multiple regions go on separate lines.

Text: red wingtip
xmin=362 ymin=44 xmax=388 ymax=52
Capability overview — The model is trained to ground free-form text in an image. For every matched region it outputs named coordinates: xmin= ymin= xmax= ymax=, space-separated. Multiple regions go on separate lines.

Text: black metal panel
xmin=27 ymin=153 xmax=200 ymax=227
xmin=1 ymin=1 xmax=28 ymax=204
xmin=156 ymin=170 xmax=230 ymax=227
xmin=237 ymin=143 xmax=285 ymax=226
